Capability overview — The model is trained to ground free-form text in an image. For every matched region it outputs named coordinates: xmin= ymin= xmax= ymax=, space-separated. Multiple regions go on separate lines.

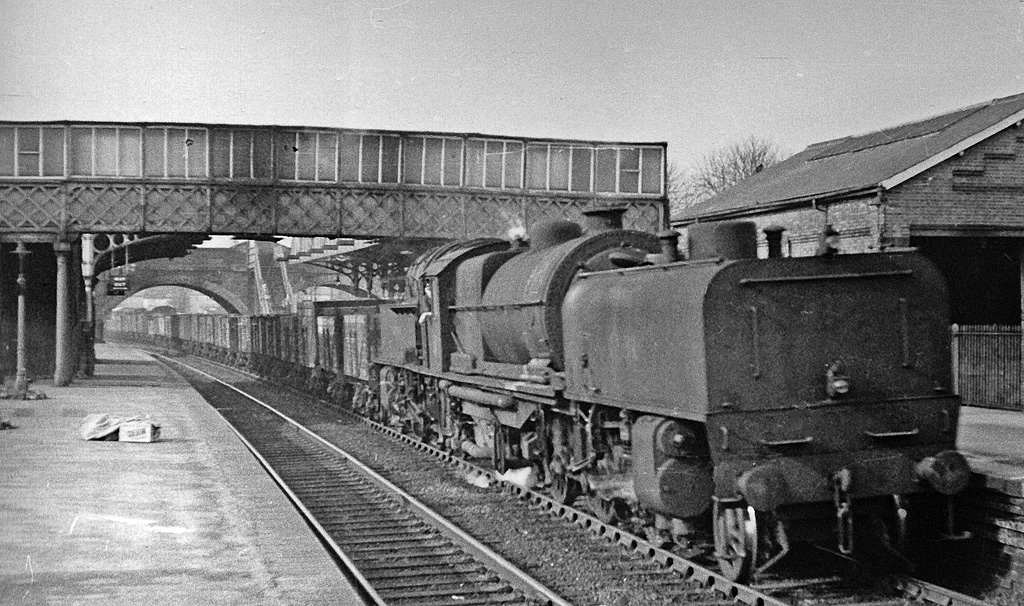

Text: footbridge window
xmin=465 ymin=139 xmax=523 ymax=189
xmin=67 ymin=127 xmax=143 ymax=177
xmin=404 ymin=136 xmax=464 ymax=186
xmin=345 ymin=133 xmax=401 ymax=184
xmin=0 ymin=126 xmax=66 ymax=177
xmin=526 ymin=144 xmax=664 ymax=195
xmin=594 ymin=146 xmax=663 ymax=195
xmin=210 ymin=129 xmax=274 ymax=180
xmin=143 ymin=127 xmax=208 ymax=178
xmin=277 ymin=130 xmax=338 ymax=182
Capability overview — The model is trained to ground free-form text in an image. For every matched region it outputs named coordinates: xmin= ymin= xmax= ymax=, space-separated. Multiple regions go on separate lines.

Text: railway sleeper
xmin=356 ymin=555 xmax=478 ymax=573
xmin=381 ymin=583 xmax=514 ymax=601
xmin=349 ymin=544 xmax=465 ymax=559
xmin=373 ymin=573 xmax=502 ymax=591
xmin=319 ymin=519 xmax=426 ymax=533
xmin=340 ymin=533 xmax=446 ymax=546
xmin=365 ymin=562 xmax=487 ymax=579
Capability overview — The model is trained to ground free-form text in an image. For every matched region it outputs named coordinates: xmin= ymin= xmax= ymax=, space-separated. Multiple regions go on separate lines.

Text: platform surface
xmin=958 ymin=405 xmax=1024 ymax=496
xmin=0 ymin=343 xmax=363 ymax=605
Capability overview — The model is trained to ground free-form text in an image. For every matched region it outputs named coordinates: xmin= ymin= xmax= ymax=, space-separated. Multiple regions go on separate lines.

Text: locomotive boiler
xmin=374 ymin=213 xmax=970 ymax=582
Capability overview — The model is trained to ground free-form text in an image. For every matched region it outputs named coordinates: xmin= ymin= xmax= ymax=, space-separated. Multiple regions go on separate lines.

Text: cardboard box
xmin=119 ymin=420 xmax=161 ymax=442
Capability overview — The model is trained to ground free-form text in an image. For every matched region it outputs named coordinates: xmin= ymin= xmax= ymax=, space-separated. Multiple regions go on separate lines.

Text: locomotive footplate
xmin=709 ymin=397 xmax=969 ymax=511
xmin=720 ymin=445 xmax=969 ymax=512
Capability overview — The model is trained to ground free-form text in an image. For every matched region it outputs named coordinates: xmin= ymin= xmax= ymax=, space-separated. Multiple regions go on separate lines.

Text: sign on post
xmin=107 ymin=275 xmax=128 ymax=296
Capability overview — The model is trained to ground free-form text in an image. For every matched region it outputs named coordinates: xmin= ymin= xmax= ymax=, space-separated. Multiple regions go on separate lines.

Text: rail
xmin=158 ymin=353 xmax=573 ymax=606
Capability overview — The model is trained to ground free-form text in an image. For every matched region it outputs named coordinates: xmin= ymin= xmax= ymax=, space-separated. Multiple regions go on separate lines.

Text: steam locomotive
xmin=113 ymin=205 xmax=971 ymax=582
xmin=369 ymin=206 xmax=970 ymax=581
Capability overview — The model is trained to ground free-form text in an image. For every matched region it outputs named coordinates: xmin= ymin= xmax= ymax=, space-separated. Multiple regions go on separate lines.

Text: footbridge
xmin=0 ymin=122 xmax=667 ymax=238
xmin=0 ymin=120 xmax=668 ymax=393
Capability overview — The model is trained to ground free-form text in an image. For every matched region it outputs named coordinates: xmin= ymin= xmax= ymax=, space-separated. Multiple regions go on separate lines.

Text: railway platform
xmin=943 ymin=407 xmax=1024 ymax=592
xmin=0 ymin=343 xmax=362 ymax=606
xmin=958 ymin=406 xmax=1024 ymax=491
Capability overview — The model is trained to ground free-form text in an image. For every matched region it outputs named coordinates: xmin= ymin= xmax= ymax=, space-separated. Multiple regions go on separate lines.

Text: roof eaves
xmin=880 ymin=107 xmax=1024 ymax=190
xmin=675 ymin=184 xmax=880 ymax=225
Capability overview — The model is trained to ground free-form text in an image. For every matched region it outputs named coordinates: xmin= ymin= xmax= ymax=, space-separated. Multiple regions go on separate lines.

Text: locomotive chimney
xmin=764 ymin=226 xmax=785 ymax=258
xmin=581 ymin=202 xmax=628 ymax=232
xmin=656 ymin=229 xmax=681 ymax=263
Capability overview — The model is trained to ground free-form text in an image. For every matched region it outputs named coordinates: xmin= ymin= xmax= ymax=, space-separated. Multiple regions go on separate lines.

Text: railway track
xmin=157 ymin=352 xmax=994 ymax=606
xmin=160 ymin=355 xmax=567 ymax=606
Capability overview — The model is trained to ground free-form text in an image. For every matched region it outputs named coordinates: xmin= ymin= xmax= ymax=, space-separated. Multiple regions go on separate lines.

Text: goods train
xmin=109 ymin=207 xmax=971 ymax=582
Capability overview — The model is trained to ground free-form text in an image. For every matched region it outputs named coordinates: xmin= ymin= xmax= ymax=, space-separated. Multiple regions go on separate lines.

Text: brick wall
xmin=885 ymin=125 xmax=1024 ymax=245
xmin=680 ymin=196 xmax=880 ymax=258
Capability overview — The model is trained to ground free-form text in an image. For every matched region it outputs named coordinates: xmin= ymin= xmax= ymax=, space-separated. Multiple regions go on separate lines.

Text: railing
xmin=951 ymin=324 xmax=1022 ymax=410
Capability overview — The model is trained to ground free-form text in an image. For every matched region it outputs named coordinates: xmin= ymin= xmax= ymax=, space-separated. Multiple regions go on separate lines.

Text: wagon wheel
xmin=492 ymin=424 xmax=510 ymax=473
xmin=550 ymin=472 xmax=581 ymax=505
xmin=713 ymin=501 xmax=758 ymax=583
xmin=548 ymin=456 xmax=581 ymax=505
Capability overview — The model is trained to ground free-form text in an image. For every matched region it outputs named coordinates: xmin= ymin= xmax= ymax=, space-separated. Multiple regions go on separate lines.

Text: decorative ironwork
xmin=341 ymin=189 xmax=404 ymax=238
xmin=0 ymin=121 xmax=668 ymax=238
xmin=210 ymin=186 xmax=276 ymax=234
xmin=464 ymin=194 xmax=525 ymax=237
xmin=0 ymin=183 xmax=64 ymax=230
xmin=277 ymin=187 xmax=339 ymax=235
xmin=525 ymin=195 xmax=588 ymax=228
xmin=405 ymin=191 xmax=465 ymax=239
xmin=146 ymin=184 xmax=210 ymax=232
xmin=67 ymin=183 xmax=144 ymax=231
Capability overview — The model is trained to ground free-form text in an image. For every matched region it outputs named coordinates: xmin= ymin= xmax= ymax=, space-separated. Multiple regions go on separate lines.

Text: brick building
xmin=673 ymin=92 xmax=1024 ymax=408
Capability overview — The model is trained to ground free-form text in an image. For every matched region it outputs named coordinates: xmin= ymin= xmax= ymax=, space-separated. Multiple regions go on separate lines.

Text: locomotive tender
xmin=373 ymin=207 xmax=970 ymax=581
xmin=114 ymin=206 xmax=971 ymax=582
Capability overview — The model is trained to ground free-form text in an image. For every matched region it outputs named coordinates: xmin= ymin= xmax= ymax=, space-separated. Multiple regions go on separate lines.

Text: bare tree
xmin=669 ymin=136 xmax=785 ymax=214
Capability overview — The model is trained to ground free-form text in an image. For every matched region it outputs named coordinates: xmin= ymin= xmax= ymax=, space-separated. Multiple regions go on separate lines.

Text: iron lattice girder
xmin=93 ymin=234 xmax=207 ymax=274
xmin=0 ymin=181 xmax=665 ymax=238
xmin=303 ymin=238 xmax=441 ymax=296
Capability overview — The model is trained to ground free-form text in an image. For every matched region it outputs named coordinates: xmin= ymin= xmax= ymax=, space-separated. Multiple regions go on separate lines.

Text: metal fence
xmin=951 ymin=324 xmax=1022 ymax=410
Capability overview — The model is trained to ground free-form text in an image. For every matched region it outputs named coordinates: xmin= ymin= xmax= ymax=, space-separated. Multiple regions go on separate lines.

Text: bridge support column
xmin=8 ymin=241 xmax=44 ymax=399
xmin=12 ymin=242 xmax=30 ymax=394
xmin=53 ymin=241 xmax=73 ymax=386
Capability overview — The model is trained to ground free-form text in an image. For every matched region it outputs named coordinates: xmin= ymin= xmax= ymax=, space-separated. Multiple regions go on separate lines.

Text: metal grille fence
xmin=951 ymin=324 xmax=1022 ymax=410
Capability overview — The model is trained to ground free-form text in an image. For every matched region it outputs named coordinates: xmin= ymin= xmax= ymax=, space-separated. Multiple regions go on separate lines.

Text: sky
xmin=2 ymin=0 xmax=1024 ymax=171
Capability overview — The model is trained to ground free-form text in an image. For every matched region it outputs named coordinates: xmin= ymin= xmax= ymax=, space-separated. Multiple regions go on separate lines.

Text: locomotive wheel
xmin=713 ymin=501 xmax=758 ymax=582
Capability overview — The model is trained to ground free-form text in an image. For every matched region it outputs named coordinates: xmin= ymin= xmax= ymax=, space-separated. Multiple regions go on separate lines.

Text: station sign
xmin=107 ymin=275 xmax=129 ymax=296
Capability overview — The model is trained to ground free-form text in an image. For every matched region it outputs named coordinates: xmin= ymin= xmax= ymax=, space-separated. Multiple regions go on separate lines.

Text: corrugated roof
xmin=676 ymin=92 xmax=1024 ymax=222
